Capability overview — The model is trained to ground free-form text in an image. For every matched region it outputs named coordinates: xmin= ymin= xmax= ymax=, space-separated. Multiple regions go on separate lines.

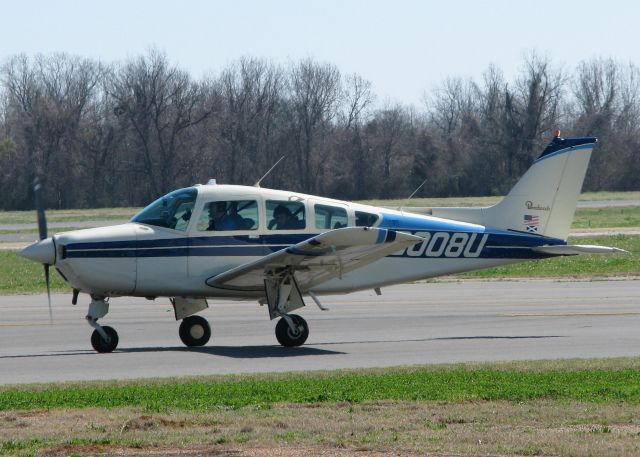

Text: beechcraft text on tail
xmin=19 ymin=131 xmax=626 ymax=353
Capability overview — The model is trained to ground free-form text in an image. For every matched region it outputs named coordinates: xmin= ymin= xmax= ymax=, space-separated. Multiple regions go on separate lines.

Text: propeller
xmin=33 ymin=177 xmax=53 ymax=323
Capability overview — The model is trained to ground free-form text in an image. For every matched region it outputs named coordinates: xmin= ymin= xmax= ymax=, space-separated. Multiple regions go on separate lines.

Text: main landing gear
xmin=179 ymin=315 xmax=211 ymax=347
xmin=275 ymin=314 xmax=309 ymax=347
xmin=86 ymin=295 xmax=212 ymax=353
xmin=265 ymin=269 xmax=325 ymax=348
xmin=83 ymin=283 xmax=318 ymax=352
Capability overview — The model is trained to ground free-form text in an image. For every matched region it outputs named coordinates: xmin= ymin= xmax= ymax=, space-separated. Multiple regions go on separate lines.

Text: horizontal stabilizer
xmin=531 ymin=244 xmax=628 ymax=256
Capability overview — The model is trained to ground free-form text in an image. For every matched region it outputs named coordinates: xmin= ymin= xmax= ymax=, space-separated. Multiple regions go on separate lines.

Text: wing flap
xmin=206 ymin=227 xmax=424 ymax=291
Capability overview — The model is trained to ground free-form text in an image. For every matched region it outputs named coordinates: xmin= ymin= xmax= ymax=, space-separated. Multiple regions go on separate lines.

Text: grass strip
xmin=0 ymin=226 xmax=87 ymax=236
xmin=1 ymin=363 xmax=640 ymax=411
xmin=0 ymin=235 xmax=636 ymax=295
xmin=0 ymin=251 xmax=69 ymax=294
xmin=1 ymin=207 xmax=637 ymax=236
xmin=572 ymin=206 xmax=640 ymax=228
xmin=458 ymin=235 xmax=638 ymax=279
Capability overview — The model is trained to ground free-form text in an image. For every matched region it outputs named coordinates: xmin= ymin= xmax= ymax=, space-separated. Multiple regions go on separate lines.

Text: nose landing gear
xmin=86 ymin=296 xmax=119 ymax=353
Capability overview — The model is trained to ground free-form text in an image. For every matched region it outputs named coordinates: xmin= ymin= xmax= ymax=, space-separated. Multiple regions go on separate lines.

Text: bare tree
xmin=1 ymin=53 xmax=101 ymax=207
xmin=287 ymin=59 xmax=342 ymax=193
xmin=106 ymin=49 xmax=213 ymax=201
xmin=214 ymin=57 xmax=284 ymax=185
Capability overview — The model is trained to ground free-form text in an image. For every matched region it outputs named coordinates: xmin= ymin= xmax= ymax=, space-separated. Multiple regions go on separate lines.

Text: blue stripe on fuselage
xmin=63 ymin=229 xmax=565 ymax=260
xmin=378 ymin=212 xmax=477 ymax=232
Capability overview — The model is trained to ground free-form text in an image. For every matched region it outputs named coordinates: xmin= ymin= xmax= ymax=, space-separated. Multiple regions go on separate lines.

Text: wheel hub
xmin=190 ymin=325 xmax=205 ymax=339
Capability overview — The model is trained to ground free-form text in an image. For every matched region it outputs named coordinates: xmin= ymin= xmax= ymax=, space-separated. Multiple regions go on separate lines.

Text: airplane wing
xmin=206 ymin=227 xmax=424 ymax=292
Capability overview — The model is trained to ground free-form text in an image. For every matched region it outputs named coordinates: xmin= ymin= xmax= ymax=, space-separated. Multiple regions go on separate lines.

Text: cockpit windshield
xmin=130 ymin=188 xmax=197 ymax=231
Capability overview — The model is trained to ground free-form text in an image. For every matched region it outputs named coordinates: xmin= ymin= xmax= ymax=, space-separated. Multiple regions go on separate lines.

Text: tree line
xmin=0 ymin=50 xmax=638 ymax=210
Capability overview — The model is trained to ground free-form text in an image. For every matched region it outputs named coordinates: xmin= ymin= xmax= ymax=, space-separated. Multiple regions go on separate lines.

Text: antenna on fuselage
xmin=398 ymin=178 xmax=428 ymax=213
xmin=254 ymin=156 xmax=285 ymax=188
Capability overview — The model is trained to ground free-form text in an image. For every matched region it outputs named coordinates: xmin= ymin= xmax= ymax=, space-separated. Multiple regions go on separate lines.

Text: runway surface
xmin=1 ymin=279 xmax=639 ymax=384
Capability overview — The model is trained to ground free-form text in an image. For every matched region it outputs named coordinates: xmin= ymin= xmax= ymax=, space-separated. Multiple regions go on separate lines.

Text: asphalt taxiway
xmin=0 ymin=279 xmax=639 ymax=384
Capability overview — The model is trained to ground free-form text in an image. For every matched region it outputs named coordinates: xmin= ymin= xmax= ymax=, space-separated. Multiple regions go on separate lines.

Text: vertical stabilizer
xmin=482 ymin=134 xmax=597 ymax=240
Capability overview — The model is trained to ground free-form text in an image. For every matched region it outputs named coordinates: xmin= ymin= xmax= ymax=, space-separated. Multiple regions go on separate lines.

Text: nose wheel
xmin=90 ymin=326 xmax=119 ymax=353
xmin=179 ymin=315 xmax=211 ymax=347
xmin=87 ymin=296 xmax=119 ymax=353
xmin=275 ymin=314 xmax=309 ymax=347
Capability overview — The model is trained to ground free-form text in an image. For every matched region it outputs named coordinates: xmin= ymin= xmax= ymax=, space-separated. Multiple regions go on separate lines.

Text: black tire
xmin=90 ymin=326 xmax=119 ymax=353
xmin=179 ymin=315 xmax=211 ymax=347
xmin=275 ymin=314 xmax=309 ymax=347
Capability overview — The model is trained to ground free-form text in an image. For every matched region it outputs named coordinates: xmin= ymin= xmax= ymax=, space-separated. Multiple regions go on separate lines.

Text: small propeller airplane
xmin=20 ymin=131 xmax=626 ymax=353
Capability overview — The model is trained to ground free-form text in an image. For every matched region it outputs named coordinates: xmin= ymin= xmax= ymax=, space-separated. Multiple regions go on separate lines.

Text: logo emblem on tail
xmin=524 ymin=214 xmax=540 ymax=233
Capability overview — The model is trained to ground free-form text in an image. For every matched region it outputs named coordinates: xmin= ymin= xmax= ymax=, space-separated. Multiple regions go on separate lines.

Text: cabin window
xmin=355 ymin=211 xmax=379 ymax=227
xmin=314 ymin=204 xmax=348 ymax=230
xmin=267 ymin=200 xmax=306 ymax=230
xmin=197 ymin=200 xmax=259 ymax=231
xmin=131 ymin=188 xmax=197 ymax=231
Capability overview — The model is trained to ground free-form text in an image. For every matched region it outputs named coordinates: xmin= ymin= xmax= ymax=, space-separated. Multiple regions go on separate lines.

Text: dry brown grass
xmin=2 ymin=400 xmax=640 ymax=456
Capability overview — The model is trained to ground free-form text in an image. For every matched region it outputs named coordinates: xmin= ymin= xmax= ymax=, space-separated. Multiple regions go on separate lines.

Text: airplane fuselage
xmin=49 ymin=184 xmax=563 ymax=299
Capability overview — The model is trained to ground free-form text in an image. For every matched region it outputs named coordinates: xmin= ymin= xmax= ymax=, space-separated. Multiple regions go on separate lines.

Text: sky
xmin=1 ymin=0 xmax=638 ymax=106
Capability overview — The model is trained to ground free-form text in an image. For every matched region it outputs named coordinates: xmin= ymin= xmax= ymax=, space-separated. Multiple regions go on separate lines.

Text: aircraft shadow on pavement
xmin=431 ymin=335 xmax=565 ymax=341
xmin=118 ymin=345 xmax=345 ymax=358
xmin=0 ymin=345 xmax=345 ymax=359
xmin=0 ymin=336 xmax=563 ymax=360
xmin=315 ymin=335 xmax=565 ymax=345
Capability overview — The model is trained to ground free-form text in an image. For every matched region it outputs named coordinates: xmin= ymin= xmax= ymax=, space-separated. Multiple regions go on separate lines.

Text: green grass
xmin=0 ymin=207 xmax=635 ymax=237
xmin=572 ymin=207 xmax=640 ymax=228
xmin=1 ymin=191 xmax=637 ymax=225
xmin=0 ymin=235 xmax=635 ymax=295
xmin=457 ymin=235 xmax=638 ymax=279
xmin=579 ymin=191 xmax=640 ymax=201
xmin=0 ymin=208 xmax=138 ymax=225
xmin=0 ymin=227 xmax=88 ymax=236
xmin=1 ymin=360 xmax=640 ymax=411
xmin=358 ymin=191 xmax=640 ymax=208
xmin=0 ymin=251 xmax=69 ymax=294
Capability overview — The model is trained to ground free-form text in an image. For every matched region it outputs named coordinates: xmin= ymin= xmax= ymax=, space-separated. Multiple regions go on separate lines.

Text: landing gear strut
xmin=264 ymin=270 xmax=317 ymax=347
xmin=86 ymin=295 xmax=119 ymax=353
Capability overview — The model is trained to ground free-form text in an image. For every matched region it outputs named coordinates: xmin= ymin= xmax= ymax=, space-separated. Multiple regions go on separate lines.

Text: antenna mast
xmin=255 ymin=156 xmax=285 ymax=188
xmin=399 ymin=178 xmax=428 ymax=212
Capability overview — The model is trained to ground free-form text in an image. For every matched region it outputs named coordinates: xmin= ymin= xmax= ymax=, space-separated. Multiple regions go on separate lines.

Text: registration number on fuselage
xmin=393 ymin=231 xmax=489 ymax=258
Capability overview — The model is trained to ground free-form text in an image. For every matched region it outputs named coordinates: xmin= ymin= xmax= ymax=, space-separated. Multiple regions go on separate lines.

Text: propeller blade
xmin=44 ymin=264 xmax=53 ymax=323
xmin=33 ymin=177 xmax=48 ymax=240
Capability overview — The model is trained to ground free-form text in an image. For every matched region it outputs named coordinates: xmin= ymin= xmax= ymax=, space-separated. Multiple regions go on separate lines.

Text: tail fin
xmin=429 ymin=133 xmax=597 ymax=240
xmin=483 ymin=134 xmax=597 ymax=239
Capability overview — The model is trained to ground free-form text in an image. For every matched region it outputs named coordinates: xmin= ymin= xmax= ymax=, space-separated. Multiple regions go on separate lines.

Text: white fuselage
xmin=50 ymin=184 xmax=551 ymax=299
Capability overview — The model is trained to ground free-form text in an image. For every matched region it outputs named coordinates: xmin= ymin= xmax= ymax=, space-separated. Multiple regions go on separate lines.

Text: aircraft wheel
xmin=90 ymin=326 xmax=119 ymax=353
xmin=275 ymin=314 xmax=309 ymax=347
xmin=179 ymin=315 xmax=211 ymax=347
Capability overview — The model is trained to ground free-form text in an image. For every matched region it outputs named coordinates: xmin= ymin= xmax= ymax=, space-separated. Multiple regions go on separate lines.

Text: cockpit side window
xmin=267 ymin=200 xmax=306 ymax=230
xmin=314 ymin=204 xmax=348 ymax=230
xmin=197 ymin=200 xmax=259 ymax=232
xmin=131 ymin=188 xmax=197 ymax=231
xmin=354 ymin=211 xmax=379 ymax=227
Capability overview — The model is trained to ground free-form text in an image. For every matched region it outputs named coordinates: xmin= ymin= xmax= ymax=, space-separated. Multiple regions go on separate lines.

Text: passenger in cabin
xmin=271 ymin=204 xmax=304 ymax=230
xmin=207 ymin=202 xmax=242 ymax=231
